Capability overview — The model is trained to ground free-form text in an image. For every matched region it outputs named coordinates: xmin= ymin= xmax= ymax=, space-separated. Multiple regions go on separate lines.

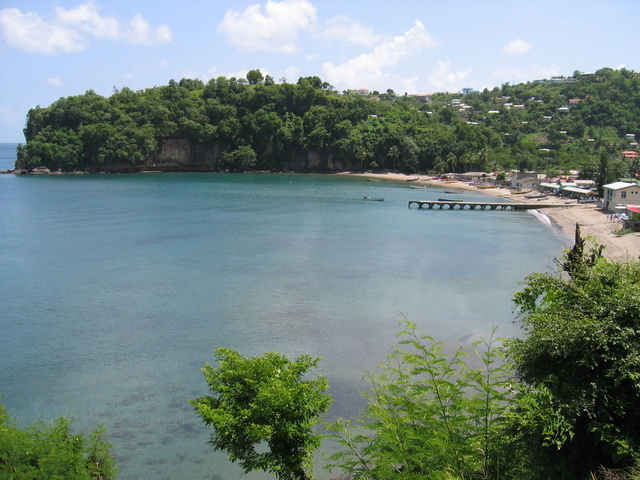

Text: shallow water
xmin=0 ymin=143 xmax=565 ymax=479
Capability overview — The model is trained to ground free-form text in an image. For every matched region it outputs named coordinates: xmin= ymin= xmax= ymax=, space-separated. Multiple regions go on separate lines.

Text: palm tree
xmin=445 ymin=152 xmax=458 ymax=174
xmin=387 ymin=145 xmax=401 ymax=171
xmin=434 ymin=156 xmax=447 ymax=176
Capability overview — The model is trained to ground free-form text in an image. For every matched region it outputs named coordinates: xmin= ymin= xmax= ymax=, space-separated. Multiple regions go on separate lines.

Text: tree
xmin=327 ymin=319 xmax=514 ymax=480
xmin=217 ymin=145 xmax=258 ymax=171
xmin=190 ymin=348 xmax=332 ymax=480
xmin=0 ymin=403 xmax=117 ymax=480
xmin=387 ymin=144 xmax=400 ymax=171
xmin=506 ymin=229 xmax=640 ymax=479
xmin=446 ymin=151 xmax=458 ymax=173
xmin=246 ymin=69 xmax=264 ymax=85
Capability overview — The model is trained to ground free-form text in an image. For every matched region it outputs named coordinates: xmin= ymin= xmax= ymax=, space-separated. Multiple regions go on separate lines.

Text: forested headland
xmin=13 ymin=67 xmax=640 ymax=176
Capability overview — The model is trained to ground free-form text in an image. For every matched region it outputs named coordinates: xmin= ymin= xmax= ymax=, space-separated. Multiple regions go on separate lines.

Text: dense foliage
xmin=190 ymin=348 xmax=332 ymax=480
xmin=326 ymin=321 xmax=514 ymax=480
xmin=14 ymin=67 xmax=640 ymax=175
xmin=0 ymin=403 xmax=117 ymax=480
xmin=506 ymin=231 xmax=640 ymax=479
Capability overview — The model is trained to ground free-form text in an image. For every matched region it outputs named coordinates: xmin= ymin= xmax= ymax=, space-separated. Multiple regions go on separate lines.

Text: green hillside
xmin=14 ymin=67 xmax=640 ymax=176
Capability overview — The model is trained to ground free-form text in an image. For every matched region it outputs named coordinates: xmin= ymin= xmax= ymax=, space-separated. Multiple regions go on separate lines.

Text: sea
xmin=0 ymin=142 xmax=566 ymax=480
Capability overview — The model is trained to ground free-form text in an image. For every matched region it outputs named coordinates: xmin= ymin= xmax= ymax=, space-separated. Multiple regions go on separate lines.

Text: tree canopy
xmin=190 ymin=348 xmax=332 ymax=480
xmin=506 ymin=230 xmax=640 ymax=478
xmin=14 ymin=67 xmax=640 ymax=176
xmin=0 ymin=403 xmax=117 ymax=480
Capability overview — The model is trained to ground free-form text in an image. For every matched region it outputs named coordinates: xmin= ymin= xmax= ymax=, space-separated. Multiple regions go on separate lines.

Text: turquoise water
xmin=0 ymin=143 xmax=565 ymax=479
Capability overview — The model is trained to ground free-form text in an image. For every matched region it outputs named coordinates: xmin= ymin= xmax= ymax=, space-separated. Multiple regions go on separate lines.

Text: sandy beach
xmin=340 ymin=172 xmax=640 ymax=261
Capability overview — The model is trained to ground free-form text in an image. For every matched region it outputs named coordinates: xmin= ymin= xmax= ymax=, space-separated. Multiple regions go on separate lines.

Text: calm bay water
xmin=0 ymin=142 xmax=565 ymax=479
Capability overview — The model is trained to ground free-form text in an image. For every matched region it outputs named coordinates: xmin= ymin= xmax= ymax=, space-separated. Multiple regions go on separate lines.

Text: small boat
xmin=477 ymin=185 xmax=497 ymax=189
xmin=406 ymin=177 xmax=420 ymax=182
xmin=367 ymin=178 xmax=381 ymax=182
xmin=524 ymin=193 xmax=547 ymax=199
xmin=363 ymin=196 xmax=385 ymax=201
xmin=408 ymin=184 xmax=426 ymax=189
xmin=444 ymin=190 xmax=463 ymax=194
xmin=438 ymin=198 xmax=463 ymax=202
xmin=511 ymin=189 xmax=533 ymax=195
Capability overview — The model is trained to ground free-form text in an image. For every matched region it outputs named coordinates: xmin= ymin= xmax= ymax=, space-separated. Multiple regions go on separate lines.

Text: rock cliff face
xmin=153 ymin=138 xmax=218 ymax=171
xmin=14 ymin=138 xmax=359 ymax=174
xmin=143 ymin=138 xmax=356 ymax=173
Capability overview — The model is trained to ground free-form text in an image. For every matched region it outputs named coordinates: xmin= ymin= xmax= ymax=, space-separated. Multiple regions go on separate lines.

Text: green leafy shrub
xmin=0 ymin=403 xmax=117 ymax=480
xmin=190 ymin=349 xmax=332 ymax=480
xmin=326 ymin=318 xmax=514 ymax=480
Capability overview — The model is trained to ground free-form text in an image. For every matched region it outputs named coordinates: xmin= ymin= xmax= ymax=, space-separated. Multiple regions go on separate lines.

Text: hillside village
xmin=343 ymin=69 xmax=640 ymax=229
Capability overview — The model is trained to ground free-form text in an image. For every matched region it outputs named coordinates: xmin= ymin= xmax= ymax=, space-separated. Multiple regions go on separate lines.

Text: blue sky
xmin=0 ymin=0 xmax=638 ymax=142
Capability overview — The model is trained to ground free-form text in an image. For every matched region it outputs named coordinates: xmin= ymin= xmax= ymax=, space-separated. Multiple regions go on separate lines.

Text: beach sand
xmin=340 ymin=172 xmax=640 ymax=261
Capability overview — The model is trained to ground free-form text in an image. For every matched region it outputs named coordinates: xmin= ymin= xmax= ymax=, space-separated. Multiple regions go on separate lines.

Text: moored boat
xmin=512 ymin=189 xmax=533 ymax=195
xmin=438 ymin=198 xmax=464 ymax=202
xmin=363 ymin=196 xmax=385 ymax=201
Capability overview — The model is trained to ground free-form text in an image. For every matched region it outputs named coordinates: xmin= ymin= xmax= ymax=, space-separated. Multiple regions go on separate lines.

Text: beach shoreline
xmin=339 ymin=171 xmax=640 ymax=261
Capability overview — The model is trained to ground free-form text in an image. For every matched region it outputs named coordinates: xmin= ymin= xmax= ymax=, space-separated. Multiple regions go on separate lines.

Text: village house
xmin=537 ymin=179 xmax=596 ymax=199
xmin=603 ymin=180 xmax=640 ymax=212
xmin=458 ymin=171 xmax=489 ymax=183
xmin=413 ymin=94 xmax=434 ymax=104
xmin=511 ymin=172 xmax=545 ymax=189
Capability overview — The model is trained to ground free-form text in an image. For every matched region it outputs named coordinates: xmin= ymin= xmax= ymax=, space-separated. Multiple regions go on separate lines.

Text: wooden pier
xmin=408 ymin=200 xmax=569 ymax=210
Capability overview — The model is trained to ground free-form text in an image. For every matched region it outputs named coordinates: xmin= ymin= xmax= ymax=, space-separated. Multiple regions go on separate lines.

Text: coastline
xmin=6 ymin=165 xmax=638 ymax=260
xmin=339 ymin=171 xmax=640 ymax=261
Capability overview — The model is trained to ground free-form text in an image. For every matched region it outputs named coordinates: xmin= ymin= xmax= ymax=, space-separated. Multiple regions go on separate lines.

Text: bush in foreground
xmin=0 ymin=403 xmax=117 ymax=480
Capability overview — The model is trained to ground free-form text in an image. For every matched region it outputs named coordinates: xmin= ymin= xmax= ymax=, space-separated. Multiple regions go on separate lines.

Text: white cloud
xmin=217 ymin=0 xmax=316 ymax=53
xmin=493 ymin=64 xmax=561 ymax=83
xmin=530 ymin=64 xmax=561 ymax=79
xmin=0 ymin=1 xmax=172 ymax=55
xmin=54 ymin=1 xmax=120 ymax=40
xmin=282 ymin=65 xmax=300 ymax=83
xmin=0 ymin=8 xmax=86 ymax=54
xmin=427 ymin=60 xmax=471 ymax=93
xmin=321 ymin=20 xmax=437 ymax=90
xmin=125 ymin=13 xmax=173 ymax=45
xmin=47 ymin=77 xmax=64 ymax=88
xmin=502 ymin=38 xmax=533 ymax=55
xmin=320 ymin=15 xmax=382 ymax=48
xmin=492 ymin=67 xmax=528 ymax=82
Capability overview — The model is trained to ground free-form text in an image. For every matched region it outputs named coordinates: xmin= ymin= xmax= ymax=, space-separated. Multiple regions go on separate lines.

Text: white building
xmin=603 ymin=181 xmax=640 ymax=212
xmin=511 ymin=172 xmax=545 ymax=189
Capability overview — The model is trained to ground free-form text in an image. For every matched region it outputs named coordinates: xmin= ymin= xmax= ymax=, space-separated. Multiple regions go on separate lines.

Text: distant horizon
xmin=2 ymin=0 xmax=638 ymax=142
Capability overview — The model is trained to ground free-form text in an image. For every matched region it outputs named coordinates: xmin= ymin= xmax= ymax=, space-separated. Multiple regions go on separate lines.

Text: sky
xmin=0 ymin=0 xmax=638 ymax=142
